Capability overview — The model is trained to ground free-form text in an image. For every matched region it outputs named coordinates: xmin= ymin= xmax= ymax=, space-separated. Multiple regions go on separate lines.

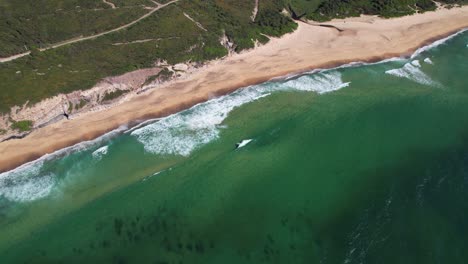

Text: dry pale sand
xmin=1 ymin=7 xmax=468 ymax=172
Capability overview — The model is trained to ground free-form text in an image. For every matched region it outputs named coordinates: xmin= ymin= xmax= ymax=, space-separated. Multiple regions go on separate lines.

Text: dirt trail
xmin=112 ymin=38 xmax=157 ymax=45
xmin=251 ymin=0 xmax=259 ymax=21
xmin=0 ymin=52 xmax=30 ymax=63
xmin=103 ymin=0 xmax=116 ymax=9
xmin=0 ymin=0 xmax=178 ymax=63
xmin=183 ymin=12 xmax=207 ymax=31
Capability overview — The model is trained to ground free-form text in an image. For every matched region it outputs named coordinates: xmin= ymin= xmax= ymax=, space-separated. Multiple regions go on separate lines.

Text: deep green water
xmin=0 ymin=30 xmax=467 ymax=264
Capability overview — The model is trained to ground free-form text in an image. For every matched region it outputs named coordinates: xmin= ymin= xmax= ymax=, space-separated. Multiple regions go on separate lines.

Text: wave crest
xmin=0 ymin=161 xmax=55 ymax=202
xmin=92 ymin=146 xmax=109 ymax=160
xmin=411 ymin=28 xmax=467 ymax=58
xmin=385 ymin=62 xmax=439 ymax=87
xmin=284 ymin=72 xmax=350 ymax=94
xmin=132 ymin=71 xmax=349 ymax=156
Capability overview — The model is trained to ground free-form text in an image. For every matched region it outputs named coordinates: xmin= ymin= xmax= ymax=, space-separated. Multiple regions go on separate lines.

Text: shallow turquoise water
xmin=0 ymin=30 xmax=467 ymax=263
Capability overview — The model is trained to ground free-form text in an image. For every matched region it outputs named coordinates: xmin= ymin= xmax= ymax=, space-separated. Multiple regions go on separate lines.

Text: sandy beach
xmin=1 ymin=6 xmax=467 ymax=173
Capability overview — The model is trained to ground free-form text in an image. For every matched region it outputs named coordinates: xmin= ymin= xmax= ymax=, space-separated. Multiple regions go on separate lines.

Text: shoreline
xmin=1 ymin=6 xmax=468 ymax=173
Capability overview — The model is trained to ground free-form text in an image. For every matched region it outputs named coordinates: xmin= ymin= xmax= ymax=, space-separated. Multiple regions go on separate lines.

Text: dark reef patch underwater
xmin=0 ymin=30 xmax=467 ymax=263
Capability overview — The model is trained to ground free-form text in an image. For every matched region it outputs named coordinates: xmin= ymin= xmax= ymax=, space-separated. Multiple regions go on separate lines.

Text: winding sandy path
xmin=183 ymin=12 xmax=207 ymax=31
xmin=251 ymin=0 xmax=259 ymax=21
xmin=1 ymin=7 xmax=468 ymax=172
xmin=0 ymin=52 xmax=30 ymax=63
xmin=103 ymin=0 xmax=116 ymax=9
xmin=0 ymin=0 xmax=178 ymax=63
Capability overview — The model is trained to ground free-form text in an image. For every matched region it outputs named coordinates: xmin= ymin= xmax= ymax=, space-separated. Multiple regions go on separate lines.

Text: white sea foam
xmin=131 ymin=86 xmax=267 ymax=156
xmin=253 ymin=93 xmax=271 ymax=100
xmin=281 ymin=57 xmax=406 ymax=82
xmin=236 ymin=139 xmax=253 ymax=149
xmin=423 ymin=58 xmax=434 ymax=65
xmin=92 ymin=146 xmax=109 ymax=160
xmin=411 ymin=28 xmax=468 ymax=58
xmin=324 ymin=57 xmax=406 ymax=71
xmin=284 ymin=72 xmax=350 ymax=94
xmin=142 ymin=170 xmax=165 ymax=182
xmin=132 ymin=71 xmax=350 ymax=156
xmin=384 ymin=27 xmax=468 ymax=86
xmin=124 ymin=118 xmax=161 ymax=134
xmin=0 ymin=125 xmax=128 ymax=203
xmin=0 ymin=160 xmax=56 ymax=202
xmin=385 ymin=62 xmax=439 ymax=87
xmin=4 ymin=30 xmax=463 ymax=202
xmin=410 ymin=60 xmax=421 ymax=67
xmin=295 ymin=27 xmax=466 ymax=83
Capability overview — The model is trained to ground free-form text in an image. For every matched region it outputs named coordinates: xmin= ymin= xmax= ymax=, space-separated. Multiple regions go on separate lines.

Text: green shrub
xmin=102 ymin=90 xmax=129 ymax=102
xmin=11 ymin=120 xmax=33 ymax=132
xmin=144 ymin=68 xmax=174 ymax=85
xmin=73 ymin=99 xmax=88 ymax=110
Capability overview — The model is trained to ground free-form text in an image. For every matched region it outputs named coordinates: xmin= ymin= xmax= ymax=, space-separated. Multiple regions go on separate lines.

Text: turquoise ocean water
xmin=0 ymin=30 xmax=467 ymax=263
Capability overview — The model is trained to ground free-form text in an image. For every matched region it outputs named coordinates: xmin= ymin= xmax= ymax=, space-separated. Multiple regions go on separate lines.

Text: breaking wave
xmin=0 ymin=125 xmax=128 ymax=203
xmin=132 ymin=71 xmax=350 ymax=156
xmin=410 ymin=60 xmax=421 ymax=67
xmin=3 ymin=29 xmax=465 ymax=203
xmin=385 ymin=61 xmax=439 ymax=87
xmin=0 ymin=160 xmax=56 ymax=202
xmin=92 ymin=146 xmax=109 ymax=160
xmin=283 ymin=71 xmax=350 ymax=94
xmin=411 ymin=28 xmax=467 ymax=58
xmin=423 ymin=58 xmax=434 ymax=65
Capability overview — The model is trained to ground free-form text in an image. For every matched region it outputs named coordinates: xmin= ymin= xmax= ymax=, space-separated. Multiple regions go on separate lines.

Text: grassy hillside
xmin=0 ymin=0 xmax=297 ymax=113
xmin=0 ymin=0 xmax=465 ymax=114
xmin=0 ymin=0 xmax=148 ymax=57
xmin=292 ymin=0 xmax=467 ymax=21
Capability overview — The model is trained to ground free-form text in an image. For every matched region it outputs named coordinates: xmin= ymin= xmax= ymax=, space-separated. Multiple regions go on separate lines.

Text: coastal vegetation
xmin=10 ymin=120 xmax=33 ymax=132
xmin=290 ymin=0 xmax=467 ymax=21
xmin=0 ymin=0 xmax=147 ymax=57
xmin=76 ymin=99 xmax=88 ymax=110
xmin=0 ymin=0 xmax=296 ymax=113
xmin=0 ymin=0 xmax=466 ymax=115
xmin=102 ymin=89 xmax=129 ymax=102
xmin=144 ymin=68 xmax=174 ymax=85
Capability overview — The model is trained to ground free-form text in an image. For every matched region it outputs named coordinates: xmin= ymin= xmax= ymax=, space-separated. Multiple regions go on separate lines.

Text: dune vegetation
xmin=0 ymin=0 xmax=465 ymax=113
